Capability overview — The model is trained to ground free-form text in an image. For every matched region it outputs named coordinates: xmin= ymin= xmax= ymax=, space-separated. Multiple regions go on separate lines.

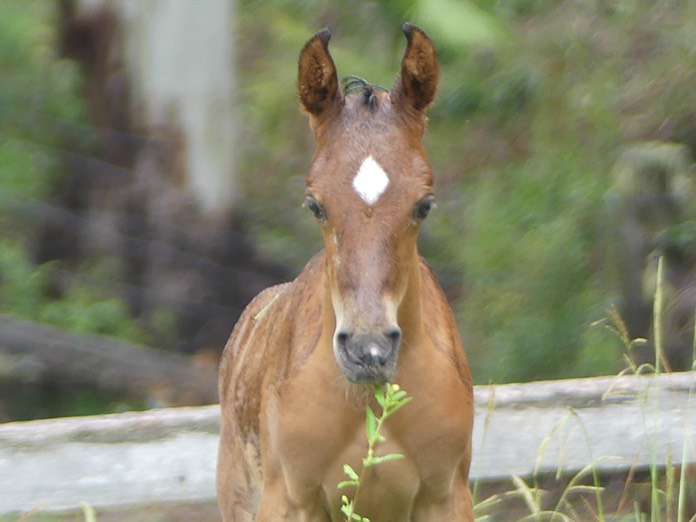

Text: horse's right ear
xmin=392 ymin=23 xmax=439 ymax=113
xmin=298 ymin=28 xmax=342 ymax=119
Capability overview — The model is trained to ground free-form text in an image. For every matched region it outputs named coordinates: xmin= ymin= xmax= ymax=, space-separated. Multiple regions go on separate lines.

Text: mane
xmin=342 ymin=76 xmax=388 ymax=110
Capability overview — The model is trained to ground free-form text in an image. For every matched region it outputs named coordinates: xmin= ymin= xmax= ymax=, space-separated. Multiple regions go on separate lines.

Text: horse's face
xmin=299 ymin=25 xmax=439 ymax=384
xmin=306 ymin=98 xmax=434 ymax=383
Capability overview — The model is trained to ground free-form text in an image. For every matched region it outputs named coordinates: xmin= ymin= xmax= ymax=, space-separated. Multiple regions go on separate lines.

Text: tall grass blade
xmin=666 ymin=450 xmax=675 ymax=522
xmin=552 ymin=458 xmax=613 ymax=519
xmin=516 ymin=511 xmax=573 ymax=522
xmin=512 ymin=474 xmax=541 ymax=516
xmin=472 ymin=383 xmax=496 ymax=504
xmin=80 ymin=501 xmax=97 ymax=522
xmin=677 ymin=371 xmax=695 ymax=522
xmin=653 ymin=255 xmax=665 ymax=374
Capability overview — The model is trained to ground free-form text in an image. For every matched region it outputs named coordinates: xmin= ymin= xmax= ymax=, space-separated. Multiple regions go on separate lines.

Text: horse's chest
xmin=266 ymin=379 xmax=468 ymax=520
xmin=323 ymin=425 xmax=422 ymax=521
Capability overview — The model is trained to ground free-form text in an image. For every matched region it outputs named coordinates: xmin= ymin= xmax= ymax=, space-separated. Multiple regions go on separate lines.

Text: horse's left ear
xmin=392 ymin=23 xmax=439 ymax=113
xmin=298 ymin=28 xmax=342 ymax=119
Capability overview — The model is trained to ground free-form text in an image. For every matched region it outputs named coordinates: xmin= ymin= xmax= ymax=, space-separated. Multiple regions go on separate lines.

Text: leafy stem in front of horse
xmin=338 ymin=383 xmax=412 ymax=522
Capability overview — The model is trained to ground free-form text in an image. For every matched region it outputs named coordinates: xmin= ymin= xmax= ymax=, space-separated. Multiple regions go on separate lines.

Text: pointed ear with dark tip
xmin=298 ymin=28 xmax=341 ymax=118
xmin=393 ymin=23 xmax=440 ymax=113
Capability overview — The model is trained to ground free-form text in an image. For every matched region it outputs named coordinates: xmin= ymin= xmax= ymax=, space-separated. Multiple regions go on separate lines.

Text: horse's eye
xmin=304 ymin=196 xmax=326 ymax=221
xmin=414 ymin=195 xmax=436 ymax=220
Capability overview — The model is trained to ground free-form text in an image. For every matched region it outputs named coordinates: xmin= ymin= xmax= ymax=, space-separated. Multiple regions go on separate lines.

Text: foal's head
xmin=298 ymin=24 xmax=439 ymax=384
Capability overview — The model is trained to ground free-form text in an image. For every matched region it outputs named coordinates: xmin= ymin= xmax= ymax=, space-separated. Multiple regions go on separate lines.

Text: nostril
xmin=336 ymin=331 xmax=350 ymax=347
xmin=386 ymin=327 xmax=401 ymax=348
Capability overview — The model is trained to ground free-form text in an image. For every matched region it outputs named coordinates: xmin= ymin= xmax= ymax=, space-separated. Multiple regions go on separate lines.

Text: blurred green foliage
xmin=0 ymin=241 xmax=147 ymax=344
xmin=2 ymin=0 xmax=695 ymax=388
xmin=0 ymin=1 xmax=149 ymax=345
xmin=236 ymin=0 xmax=696 ymax=383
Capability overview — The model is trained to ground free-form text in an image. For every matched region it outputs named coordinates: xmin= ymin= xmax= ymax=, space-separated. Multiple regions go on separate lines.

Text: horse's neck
xmin=397 ymin=254 xmax=427 ymax=345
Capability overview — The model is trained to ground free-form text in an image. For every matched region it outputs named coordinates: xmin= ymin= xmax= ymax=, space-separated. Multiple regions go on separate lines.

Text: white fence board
xmin=472 ymin=372 xmax=695 ymax=481
xmin=1 ymin=373 xmax=694 ymax=514
xmin=0 ymin=407 xmax=219 ymax=514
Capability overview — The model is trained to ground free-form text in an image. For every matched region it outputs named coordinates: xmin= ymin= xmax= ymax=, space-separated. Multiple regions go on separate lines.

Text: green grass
xmin=473 ymin=256 xmax=696 ymax=521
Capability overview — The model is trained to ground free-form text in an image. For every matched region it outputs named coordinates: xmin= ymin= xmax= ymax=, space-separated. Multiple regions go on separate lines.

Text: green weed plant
xmin=338 ymin=383 xmax=412 ymax=522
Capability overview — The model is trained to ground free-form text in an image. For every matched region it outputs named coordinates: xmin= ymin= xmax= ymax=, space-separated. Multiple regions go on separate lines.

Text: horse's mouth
xmin=342 ymin=365 xmax=394 ymax=384
xmin=334 ymin=338 xmax=399 ymax=384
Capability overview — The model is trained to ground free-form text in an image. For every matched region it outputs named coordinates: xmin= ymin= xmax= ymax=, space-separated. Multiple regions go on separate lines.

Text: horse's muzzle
xmin=333 ymin=327 xmax=401 ymax=383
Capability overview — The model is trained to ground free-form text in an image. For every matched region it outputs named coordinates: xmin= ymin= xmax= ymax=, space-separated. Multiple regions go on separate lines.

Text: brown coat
xmin=217 ymin=24 xmax=474 ymax=521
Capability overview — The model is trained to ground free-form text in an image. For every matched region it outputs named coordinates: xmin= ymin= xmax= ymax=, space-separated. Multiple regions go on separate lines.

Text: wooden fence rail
xmin=1 ymin=372 xmax=694 ymax=515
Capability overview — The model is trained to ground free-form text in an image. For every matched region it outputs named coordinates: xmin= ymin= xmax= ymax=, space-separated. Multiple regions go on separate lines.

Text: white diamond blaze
xmin=353 ymin=156 xmax=389 ymax=205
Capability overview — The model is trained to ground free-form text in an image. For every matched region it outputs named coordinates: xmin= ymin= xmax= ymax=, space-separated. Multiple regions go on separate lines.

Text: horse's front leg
xmin=255 ymin=476 xmax=330 ymax=522
xmin=411 ymin=476 xmax=474 ymax=522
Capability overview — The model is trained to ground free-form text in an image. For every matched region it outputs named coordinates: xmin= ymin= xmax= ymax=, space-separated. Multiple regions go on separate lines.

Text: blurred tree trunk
xmin=49 ymin=0 xmax=287 ymax=355
xmin=61 ymin=0 xmax=239 ymax=215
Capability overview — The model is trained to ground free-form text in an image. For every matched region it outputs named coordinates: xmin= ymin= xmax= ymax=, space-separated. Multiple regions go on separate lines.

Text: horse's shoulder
xmin=418 ymin=257 xmax=449 ymax=310
xmin=219 ymin=253 xmax=325 ymax=407
xmin=220 ymin=283 xmax=290 ymax=356
xmin=418 ymin=258 xmax=473 ymax=388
